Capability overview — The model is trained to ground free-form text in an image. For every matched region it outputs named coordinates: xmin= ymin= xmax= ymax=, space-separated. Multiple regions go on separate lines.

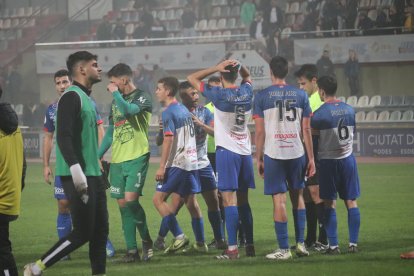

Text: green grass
xmin=12 ymin=162 xmax=414 ymax=275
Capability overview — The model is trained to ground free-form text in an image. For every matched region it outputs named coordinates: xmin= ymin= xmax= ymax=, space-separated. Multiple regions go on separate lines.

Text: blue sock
xmin=324 ymin=208 xmax=338 ymax=247
xmin=208 ymin=210 xmax=224 ymax=241
xmin=165 ymin=214 xmax=183 ymax=237
xmin=158 ymin=216 xmax=169 ymax=238
xmin=224 ymin=206 xmax=239 ymax=246
xmin=191 ymin=217 xmax=205 ymax=243
xmin=292 ymin=209 xmax=299 ymax=243
xmin=348 ymin=207 xmax=360 ymax=244
xmin=275 ymin=221 xmax=289 ymax=249
xmin=57 ymin=213 xmax=72 ymax=239
xmin=296 ymin=209 xmax=306 ymax=243
xmin=238 ymin=204 xmax=254 ymax=244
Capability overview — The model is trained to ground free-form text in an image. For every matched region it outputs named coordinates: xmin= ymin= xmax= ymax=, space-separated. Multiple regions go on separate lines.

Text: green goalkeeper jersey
xmin=110 ymin=89 xmax=152 ymax=163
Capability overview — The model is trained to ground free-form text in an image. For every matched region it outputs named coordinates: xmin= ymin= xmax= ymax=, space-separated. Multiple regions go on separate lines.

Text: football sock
xmin=348 ymin=207 xmax=360 ymax=244
xmin=208 ymin=210 xmax=224 ymax=241
xmin=305 ymin=202 xmax=317 ymax=244
xmin=238 ymin=203 xmax=254 ymax=244
xmin=275 ymin=221 xmax=289 ymax=249
xmin=57 ymin=213 xmax=72 ymax=240
xmin=191 ymin=217 xmax=205 ymax=243
xmin=165 ymin=214 xmax=183 ymax=237
xmin=316 ymin=202 xmax=327 ymax=244
xmin=33 ymin=260 xmax=45 ymax=274
xmin=224 ymin=206 xmax=239 ymax=246
xmin=324 ymin=207 xmax=338 ymax=247
xmin=158 ymin=216 xmax=169 ymax=238
xmin=126 ymin=200 xmax=151 ymax=241
xmin=120 ymin=207 xmax=137 ymax=250
xmin=296 ymin=209 xmax=306 ymax=243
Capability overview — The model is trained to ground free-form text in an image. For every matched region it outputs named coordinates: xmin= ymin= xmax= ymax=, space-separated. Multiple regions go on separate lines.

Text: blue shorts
xmin=199 ymin=164 xmax=217 ymax=192
xmin=216 ymin=146 xmax=255 ymax=192
xmin=264 ymin=155 xmax=306 ymax=195
xmin=318 ymin=154 xmax=360 ymax=200
xmin=54 ymin=176 xmax=67 ymax=200
xmin=156 ymin=167 xmax=200 ymax=197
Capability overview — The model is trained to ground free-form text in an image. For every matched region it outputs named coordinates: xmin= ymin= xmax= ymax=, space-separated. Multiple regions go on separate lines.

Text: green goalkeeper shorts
xmin=109 ymin=153 xmax=150 ymax=199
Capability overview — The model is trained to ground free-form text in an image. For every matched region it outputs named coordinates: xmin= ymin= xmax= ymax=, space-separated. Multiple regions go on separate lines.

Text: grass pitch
xmin=11 ymin=162 xmax=414 ymax=275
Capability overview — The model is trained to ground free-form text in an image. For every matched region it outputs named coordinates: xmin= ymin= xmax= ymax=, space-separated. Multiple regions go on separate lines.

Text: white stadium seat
xmin=377 ymin=110 xmax=390 ymax=121
xmin=365 ymin=110 xmax=377 ymax=121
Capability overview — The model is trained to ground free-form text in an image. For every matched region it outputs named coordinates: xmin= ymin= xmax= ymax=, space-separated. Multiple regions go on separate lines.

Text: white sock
xmin=31 ymin=264 xmax=42 ymax=275
xmin=176 ymin=234 xmax=184 ymax=240
xmin=349 ymin=243 xmax=357 ymax=247
xmin=228 ymin=245 xmax=238 ymax=251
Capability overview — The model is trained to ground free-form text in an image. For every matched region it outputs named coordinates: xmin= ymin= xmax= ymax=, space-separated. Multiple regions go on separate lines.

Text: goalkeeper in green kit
xmin=99 ymin=63 xmax=153 ymax=263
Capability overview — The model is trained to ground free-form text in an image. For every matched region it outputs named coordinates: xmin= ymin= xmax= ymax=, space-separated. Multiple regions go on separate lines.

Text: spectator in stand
xmin=302 ymin=9 xmax=319 ymax=38
xmin=404 ymin=5 xmax=413 ymax=32
xmin=263 ymin=0 xmax=284 ymax=39
xmin=250 ymin=12 xmax=266 ymax=43
xmin=345 ymin=0 xmax=358 ymax=36
xmin=96 ymin=15 xmax=112 ymax=47
xmin=344 ymin=49 xmax=360 ymax=97
xmin=357 ymin=12 xmax=374 ymax=35
xmin=316 ymin=50 xmax=335 ymax=77
xmin=181 ymin=4 xmax=197 ymax=40
xmin=140 ymin=4 xmax=154 ymax=33
xmin=337 ymin=0 xmax=347 ymax=35
xmin=321 ymin=0 xmax=339 ymax=36
xmin=267 ymin=28 xmax=282 ymax=57
xmin=133 ymin=21 xmax=149 ymax=45
xmin=112 ymin=18 xmax=126 ymax=41
xmin=198 ymin=0 xmax=213 ymax=20
xmin=133 ymin=64 xmax=152 ymax=95
xmin=241 ymin=0 xmax=257 ymax=32
xmin=151 ymin=18 xmax=167 ymax=45
xmin=376 ymin=8 xmax=392 ymax=35
xmin=4 ymin=65 xmax=21 ymax=104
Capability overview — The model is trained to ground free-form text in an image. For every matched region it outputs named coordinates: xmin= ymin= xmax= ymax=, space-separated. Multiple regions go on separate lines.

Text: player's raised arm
xmin=187 ymin=59 xmax=237 ymax=91
xmin=239 ymin=64 xmax=252 ymax=83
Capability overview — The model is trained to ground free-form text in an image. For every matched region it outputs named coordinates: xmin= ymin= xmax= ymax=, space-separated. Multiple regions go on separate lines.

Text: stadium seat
xmin=41 ymin=7 xmax=49 ymax=16
xmin=290 ymin=2 xmax=300 ymax=13
xmin=337 ymin=96 xmax=346 ymax=102
xmin=175 ymin=9 xmax=183 ymax=19
xmin=212 ymin=6 xmax=220 ymax=17
xmin=360 ymin=0 xmax=370 ymax=8
xmin=217 ymin=18 xmax=226 ymax=29
xmin=346 ymin=96 xmax=358 ymax=107
xmin=379 ymin=95 xmax=391 ymax=106
xmin=17 ymin=7 xmax=25 ymax=17
xmin=365 ymin=110 xmax=377 ymax=121
xmin=285 ymin=3 xmax=290 ymax=13
xmin=371 ymin=0 xmax=381 ymax=7
xmin=389 ymin=110 xmax=401 ymax=121
xmin=2 ymin=18 xmax=11 ymax=29
xmin=402 ymin=110 xmax=414 ymax=121
xmin=14 ymin=104 xmax=23 ymax=116
xmin=369 ymin=95 xmax=381 ymax=107
xmin=11 ymin=18 xmax=19 ymax=27
xmin=230 ymin=6 xmax=240 ymax=16
xmin=357 ymin=95 xmax=369 ymax=107
xmin=212 ymin=31 xmax=222 ymax=41
xmin=207 ymin=19 xmax=217 ymax=30
xmin=157 ymin=10 xmax=166 ymax=20
xmin=221 ymin=6 xmax=231 ymax=17
xmin=377 ymin=110 xmax=390 ymax=121
xmin=355 ymin=111 xmax=366 ymax=122
xmin=299 ymin=2 xmax=308 ymax=13
xmin=403 ymin=95 xmax=414 ymax=106
xmin=151 ymin=10 xmax=157 ymax=18
xmin=222 ymin=30 xmax=231 ymax=40
xmin=196 ymin=19 xmax=207 ymax=30
xmin=226 ymin=18 xmax=236 ymax=29
xmin=286 ymin=14 xmax=295 ymax=26
xmin=166 ymin=9 xmax=175 ymax=20
xmin=390 ymin=95 xmax=404 ymax=106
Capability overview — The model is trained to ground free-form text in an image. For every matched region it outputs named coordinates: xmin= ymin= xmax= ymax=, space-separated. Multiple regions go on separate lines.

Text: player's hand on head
xmin=216 ymin=59 xmax=237 ymax=73
xmin=43 ymin=166 xmax=53 ymax=185
xmin=107 ymin=83 xmax=118 ymax=93
xmin=155 ymin=167 xmax=166 ymax=182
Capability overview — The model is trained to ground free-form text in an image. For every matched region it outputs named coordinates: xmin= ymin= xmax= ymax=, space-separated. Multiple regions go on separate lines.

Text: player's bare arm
xmin=254 ymin=117 xmax=265 ymax=178
xmin=43 ymin=131 xmax=54 ymax=184
xmin=192 ymin=114 xmax=214 ymax=136
xmin=156 ymin=135 xmax=174 ymax=182
xmin=302 ymin=117 xmax=316 ymax=178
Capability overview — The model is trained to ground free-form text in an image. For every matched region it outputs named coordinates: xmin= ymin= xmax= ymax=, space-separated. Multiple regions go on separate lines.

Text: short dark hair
xmin=66 ymin=51 xmax=98 ymax=75
xmin=158 ymin=77 xmax=179 ymax=97
xmin=294 ymin=64 xmax=318 ymax=81
xmin=179 ymin=81 xmax=193 ymax=91
xmin=221 ymin=64 xmax=239 ymax=83
xmin=208 ymin=76 xmax=221 ymax=84
xmin=317 ymin=76 xmax=337 ymax=96
xmin=269 ymin=56 xmax=288 ymax=79
xmin=54 ymin=69 xmax=71 ymax=81
xmin=107 ymin=63 xmax=133 ymax=78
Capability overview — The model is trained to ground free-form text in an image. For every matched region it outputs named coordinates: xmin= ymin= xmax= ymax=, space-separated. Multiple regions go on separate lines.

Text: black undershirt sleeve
xmin=56 ymin=91 xmax=81 ymax=167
